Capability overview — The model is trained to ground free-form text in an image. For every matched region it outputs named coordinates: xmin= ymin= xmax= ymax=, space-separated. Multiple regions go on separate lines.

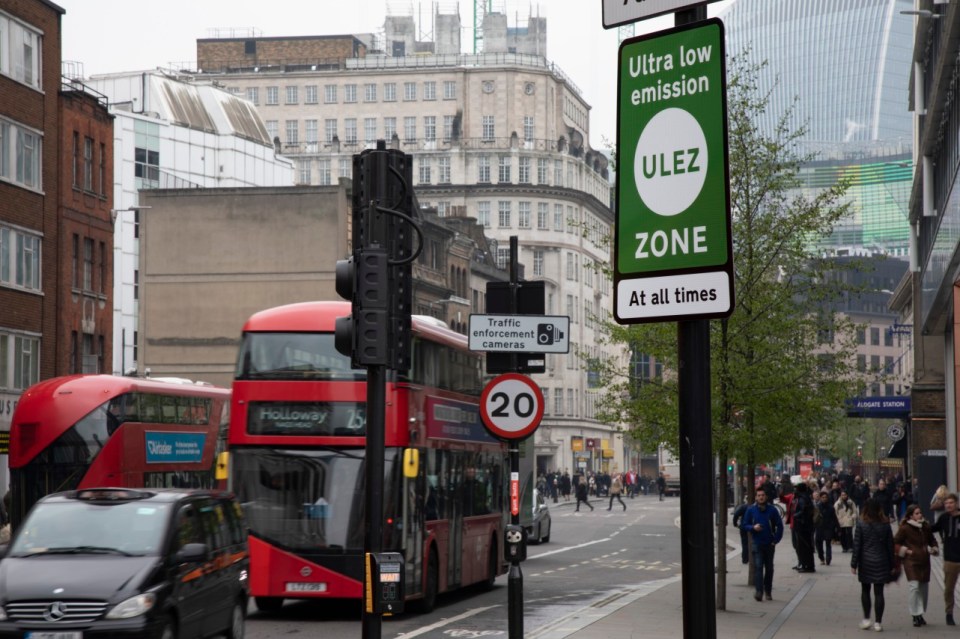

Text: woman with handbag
xmin=894 ymin=504 xmax=940 ymax=627
xmin=851 ymin=498 xmax=896 ymax=632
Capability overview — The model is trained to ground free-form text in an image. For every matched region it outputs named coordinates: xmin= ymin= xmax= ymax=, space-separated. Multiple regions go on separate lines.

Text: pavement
xmin=530 ymin=495 xmax=959 ymax=638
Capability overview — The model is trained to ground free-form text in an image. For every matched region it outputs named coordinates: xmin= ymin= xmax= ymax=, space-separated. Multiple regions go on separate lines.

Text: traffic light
xmin=335 ymin=142 xmax=416 ymax=370
xmin=727 ymin=459 xmax=735 ymax=473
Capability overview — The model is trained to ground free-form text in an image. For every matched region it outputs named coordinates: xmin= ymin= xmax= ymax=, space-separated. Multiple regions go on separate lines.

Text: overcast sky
xmin=54 ymin=0 xmax=733 ymax=149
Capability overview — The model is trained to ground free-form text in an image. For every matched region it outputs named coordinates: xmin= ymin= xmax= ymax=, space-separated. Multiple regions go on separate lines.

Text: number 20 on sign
xmin=480 ymin=373 xmax=544 ymax=441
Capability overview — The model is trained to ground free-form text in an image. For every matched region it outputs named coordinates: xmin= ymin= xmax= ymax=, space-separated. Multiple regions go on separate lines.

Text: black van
xmin=0 ymin=488 xmax=248 ymax=639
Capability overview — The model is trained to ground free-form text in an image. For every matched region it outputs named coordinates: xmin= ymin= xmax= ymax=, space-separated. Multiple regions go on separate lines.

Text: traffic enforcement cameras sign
xmin=614 ymin=19 xmax=734 ymax=324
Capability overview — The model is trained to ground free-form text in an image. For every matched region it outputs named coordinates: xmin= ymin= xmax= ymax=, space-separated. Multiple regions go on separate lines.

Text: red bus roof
xmin=242 ymin=300 xmax=469 ymax=351
xmin=11 ymin=374 xmax=229 ymax=466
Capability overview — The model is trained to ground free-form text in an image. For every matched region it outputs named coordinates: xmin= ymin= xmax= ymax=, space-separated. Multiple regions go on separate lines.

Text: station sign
xmin=614 ymin=18 xmax=733 ymax=324
xmin=602 ymin=0 xmax=723 ymax=29
xmin=468 ymin=314 xmax=570 ymax=353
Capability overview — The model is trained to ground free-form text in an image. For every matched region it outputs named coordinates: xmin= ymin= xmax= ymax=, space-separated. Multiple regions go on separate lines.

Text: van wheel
xmin=227 ymin=599 xmax=245 ymax=639
xmin=541 ymin=522 xmax=550 ymax=544
xmin=159 ymin=617 xmax=176 ymax=639
xmin=255 ymin=597 xmax=284 ymax=613
xmin=416 ymin=549 xmax=439 ymax=613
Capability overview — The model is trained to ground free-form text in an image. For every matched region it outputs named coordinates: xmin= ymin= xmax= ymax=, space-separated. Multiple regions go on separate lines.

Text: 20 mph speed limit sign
xmin=480 ymin=373 xmax=544 ymax=441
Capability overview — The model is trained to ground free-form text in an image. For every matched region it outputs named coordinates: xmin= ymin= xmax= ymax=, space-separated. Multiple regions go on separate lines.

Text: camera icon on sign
xmin=537 ymin=323 xmax=564 ymax=346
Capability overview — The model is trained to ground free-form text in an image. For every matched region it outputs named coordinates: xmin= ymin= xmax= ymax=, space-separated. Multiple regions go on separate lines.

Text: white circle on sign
xmin=480 ymin=373 xmax=544 ymax=440
xmin=633 ymin=107 xmax=708 ymax=217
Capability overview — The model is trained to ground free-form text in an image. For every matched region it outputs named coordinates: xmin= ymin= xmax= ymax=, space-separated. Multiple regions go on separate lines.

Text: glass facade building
xmin=718 ymin=0 xmax=914 ymax=257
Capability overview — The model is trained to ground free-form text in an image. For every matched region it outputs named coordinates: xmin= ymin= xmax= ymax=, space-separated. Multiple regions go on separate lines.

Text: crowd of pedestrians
xmin=737 ymin=470 xmax=954 ymax=631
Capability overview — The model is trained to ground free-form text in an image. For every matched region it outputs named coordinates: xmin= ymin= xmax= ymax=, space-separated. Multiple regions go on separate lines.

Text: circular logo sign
xmin=480 ymin=373 xmax=544 ymax=441
xmin=886 ymin=423 xmax=905 ymax=442
xmin=633 ymin=107 xmax=708 ymax=217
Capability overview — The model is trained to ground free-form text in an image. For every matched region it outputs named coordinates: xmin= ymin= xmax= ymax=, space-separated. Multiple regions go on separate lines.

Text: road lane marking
xmin=526 ymin=537 xmax=612 ymax=560
xmin=395 ymin=606 xmax=500 ymax=639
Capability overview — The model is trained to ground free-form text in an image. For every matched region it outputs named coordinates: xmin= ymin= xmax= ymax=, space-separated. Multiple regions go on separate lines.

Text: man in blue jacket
xmin=741 ymin=488 xmax=785 ymax=602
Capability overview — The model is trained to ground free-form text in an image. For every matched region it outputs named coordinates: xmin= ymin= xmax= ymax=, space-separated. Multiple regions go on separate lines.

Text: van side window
xmin=174 ymin=505 xmax=203 ymax=551
xmin=200 ymin=500 xmax=225 ymax=550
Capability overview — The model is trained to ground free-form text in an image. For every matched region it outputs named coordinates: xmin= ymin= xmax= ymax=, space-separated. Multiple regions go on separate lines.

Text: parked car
xmin=528 ymin=488 xmax=551 ymax=544
xmin=0 ymin=487 xmax=248 ymax=639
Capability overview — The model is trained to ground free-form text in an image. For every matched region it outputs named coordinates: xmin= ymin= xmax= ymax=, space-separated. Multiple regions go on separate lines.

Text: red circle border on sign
xmin=479 ymin=373 xmax=544 ymax=441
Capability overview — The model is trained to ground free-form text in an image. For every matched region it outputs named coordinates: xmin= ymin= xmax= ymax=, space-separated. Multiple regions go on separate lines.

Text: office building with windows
xmin=195 ymin=8 xmax=621 ymax=475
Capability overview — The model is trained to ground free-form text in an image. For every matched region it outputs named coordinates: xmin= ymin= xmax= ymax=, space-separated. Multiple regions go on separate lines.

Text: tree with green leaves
xmin=590 ymin=52 xmax=866 ymax=607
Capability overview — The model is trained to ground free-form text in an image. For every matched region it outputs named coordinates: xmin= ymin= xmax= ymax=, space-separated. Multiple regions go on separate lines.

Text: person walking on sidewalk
xmin=835 ymin=490 xmax=858 ymax=553
xmin=656 ymin=473 xmax=666 ymax=501
xmin=574 ymin=477 xmax=594 ymax=512
xmin=608 ymin=473 xmax=626 ymax=511
xmin=851 ymin=498 xmax=896 ymax=632
xmin=732 ymin=497 xmax=750 ymax=564
xmin=931 ymin=492 xmax=960 ymax=625
xmin=792 ymin=482 xmax=817 ymax=572
xmin=894 ymin=503 xmax=939 ymax=627
xmin=815 ymin=490 xmax=838 ymax=566
xmin=741 ymin=488 xmax=784 ymax=602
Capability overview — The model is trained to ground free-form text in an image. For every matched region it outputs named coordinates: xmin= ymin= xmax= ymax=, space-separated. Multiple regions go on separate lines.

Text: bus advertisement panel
xmin=9 ymin=374 xmax=230 ymax=528
xmin=229 ymin=301 xmax=508 ymax=613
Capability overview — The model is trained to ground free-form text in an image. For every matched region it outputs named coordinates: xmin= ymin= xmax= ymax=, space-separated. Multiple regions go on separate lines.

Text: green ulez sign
xmin=614 ymin=18 xmax=733 ymax=324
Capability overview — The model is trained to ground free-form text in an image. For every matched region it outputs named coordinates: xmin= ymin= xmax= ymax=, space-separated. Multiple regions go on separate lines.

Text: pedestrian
xmin=872 ymin=478 xmax=895 ymax=521
xmin=740 ymin=487 xmax=784 ymax=602
xmin=656 ymin=473 xmax=666 ymax=501
xmin=560 ymin=472 xmax=571 ymax=502
xmin=574 ymin=477 xmax=594 ymax=512
xmin=893 ymin=503 xmax=939 ymax=627
xmin=894 ymin=483 xmax=915 ymax=522
xmin=608 ymin=473 xmax=626 ymax=511
xmin=792 ymin=482 xmax=816 ymax=572
xmin=851 ymin=498 xmax=896 ymax=632
xmin=931 ymin=484 xmax=948 ymax=513
xmin=732 ymin=497 xmax=750 ymax=564
xmin=834 ymin=490 xmax=858 ymax=553
xmin=815 ymin=490 xmax=838 ymax=566
xmin=931 ymin=492 xmax=960 ymax=625
xmin=850 ymin=475 xmax=868 ymax=510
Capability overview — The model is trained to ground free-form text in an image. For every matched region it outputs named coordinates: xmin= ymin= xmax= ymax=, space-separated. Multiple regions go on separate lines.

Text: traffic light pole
xmin=507 ymin=236 xmax=523 ymax=639
xmin=361 ymin=362 xmax=386 ymax=639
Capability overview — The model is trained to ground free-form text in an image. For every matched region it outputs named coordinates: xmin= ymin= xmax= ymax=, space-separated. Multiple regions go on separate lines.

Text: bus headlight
xmin=106 ymin=593 xmax=156 ymax=619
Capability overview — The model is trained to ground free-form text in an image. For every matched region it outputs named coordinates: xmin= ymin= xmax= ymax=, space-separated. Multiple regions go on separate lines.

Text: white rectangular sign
xmin=602 ymin=0 xmax=718 ymax=29
xmin=468 ymin=315 xmax=570 ymax=353
xmin=616 ymin=271 xmax=731 ymax=321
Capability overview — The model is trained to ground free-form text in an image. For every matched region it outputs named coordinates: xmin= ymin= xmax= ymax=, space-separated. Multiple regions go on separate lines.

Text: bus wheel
xmin=482 ymin=539 xmax=498 ymax=590
xmin=416 ymin=549 xmax=439 ymax=613
xmin=255 ymin=597 xmax=284 ymax=613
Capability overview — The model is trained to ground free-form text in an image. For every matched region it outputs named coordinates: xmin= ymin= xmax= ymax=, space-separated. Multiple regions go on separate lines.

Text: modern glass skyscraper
xmin=718 ymin=0 xmax=913 ymax=257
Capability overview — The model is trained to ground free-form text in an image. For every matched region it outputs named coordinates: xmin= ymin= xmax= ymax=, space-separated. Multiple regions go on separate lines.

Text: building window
xmin=523 ymin=116 xmax=534 ymax=140
xmin=566 ymin=252 xmax=579 ymax=281
xmin=265 ymin=120 xmax=278 ymax=143
xmin=134 ymin=146 xmax=159 ymax=185
xmin=533 ymin=249 xmax=544 ymax=276
xmin=419 ymin=157 xmax=431 ymax=184
xmin=2 ymin=334 xmax=40 ymax=390
xmin=443 ymin=115 xmax=455 ymax=141
xmin=443 ymin=80 xmax=456 ymax=100
xmin=437 ymin=156 xmax=450 ymax=184
xmin=384 ymin=117 xmax=396 ymax=141
xmin=478 ymin=156 xmax=490 ymax=183
xmin=245 ymin=87 xmax=259 ymax=105
xmin=364 ymin=83 xmax=377 ymax=102
xmin=477 ymin=201 xmax=490 ymax=228
xmin=404 ymin=117 xmax=416 ymax=142
xmin=72 ymin=132 xmax=80 ymax=187
xmin=554 ymin=390 xmax=563 ymax=416
xmin=99 ymin=143 xmax=106 ymax=195
xmin=285 ymin=86 xmax=298 ymax=104
xmin=498 ymin=201 xmax=511 ymax=228
xmin=71 ymin=234 xmax=79 ymax=288
xmin=554 ymin=160 xmax=563 ymax=186
xmin=518 ymin=156 xmax=530 ymax=183
xmin=305 ymin=119 xmax=318 ymax=145
xmin=870 ymin=327 xmax=880 ymax=346
xmin=482 ymin=116 xmax=495 ymax=141
xmin=318 ymin=159 xmax=331 ymax=185
xmin=554 ymin=204 xmax=564 ymax=232
xmin=82 ymin=238 xmax=93 ymax=290
xmin=538 ymin=203 xmax=549 ymax=230
xmin=98 ymin=241 xmax=106 ymax=294
xmin=339 ymin=158 xmax=350 ymax=179
xmin=265 ymin=86 xmax=279 ymax=105
xmin=344 ymin=119 xmax=357 ymax=144
xmin=324 ymin=84 xmax=337 ymax=103
xmin=298 ymin=159 xmax=311 ymax=184
xmin=304 ymin=85 xmax=318 ymax=104
xmin=285 ymin=120 xmax=299 ymax=145
xmin=424 ymin=81 xmax=436 ymax=100
xmin=496 ymin=247 xmax=510 ymax=269
xmin=133 ymin=269 xmax=138 ymax=301
xmin=325 ymin=119 xmax=337 ymax=143
xmin=498 ymin=155 xmax=511 ymax=183
xmin=518 ymin=202 xmax=531 ymax=228
xmin=0 ymin=18 xmax=41 ymax=89
xmin=344 ymin=84 xmax=357 ymax=103
xmin=5 ymin=123 xmax=41 ymax=190
xmin=424 ymin=116 xmax=436 ymax=141
xmin=364 ymin=118 xmax=376 ymax=144
xmin=404 ymin=82 xmax=417 ymax=101
xmin=384 ymin=83 xmax=397 ymax=102
xmin=537 ymin=158 xmax=548 ymax=184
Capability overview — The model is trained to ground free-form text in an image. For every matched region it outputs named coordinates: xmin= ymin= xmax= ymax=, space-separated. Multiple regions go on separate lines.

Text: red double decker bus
xmin=230 ymin=301 xmax=508 ymax=612
xmin=9 ymin=374 xmax=231 ymax=528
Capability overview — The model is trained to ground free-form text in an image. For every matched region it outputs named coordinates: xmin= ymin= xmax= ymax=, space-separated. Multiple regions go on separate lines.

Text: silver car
xmin=528 ymin=489 xmax=552 ymax=544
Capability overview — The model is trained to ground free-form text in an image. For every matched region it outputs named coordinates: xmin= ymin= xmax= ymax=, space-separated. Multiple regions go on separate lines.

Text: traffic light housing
xmin=335 ymin=143 xmax=416 ymax=370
